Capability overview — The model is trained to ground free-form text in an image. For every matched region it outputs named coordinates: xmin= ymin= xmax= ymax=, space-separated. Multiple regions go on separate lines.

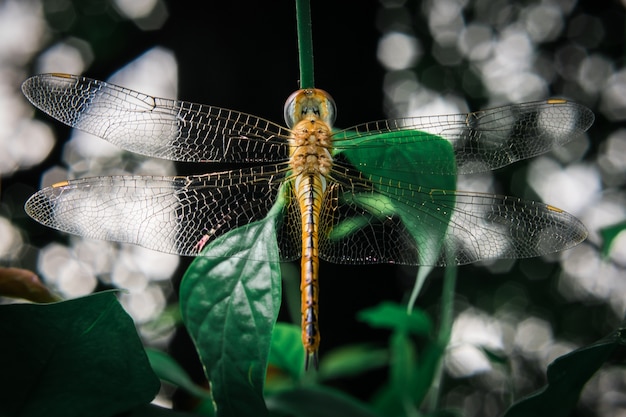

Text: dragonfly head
xmin=284 ymin=88 xmax=336 ymax=128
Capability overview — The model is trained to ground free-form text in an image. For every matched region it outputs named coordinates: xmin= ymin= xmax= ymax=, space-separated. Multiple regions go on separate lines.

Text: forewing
xmin=21 ymin=73 xmax=291 ymax=163
xmin=333 ymin=99 xmax=594 ymax=175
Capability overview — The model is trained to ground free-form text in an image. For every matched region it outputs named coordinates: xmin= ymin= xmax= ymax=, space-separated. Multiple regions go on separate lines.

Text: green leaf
xmin=599 ymin=220 xmax=626 ymax=258
xmin=179 ymin=217 xmax=282 ymax=417
xmin=0 ymin=291 xmax=159 ymax=417
xmin=357 ymin=301 xmax=433 ymax=336
xmin=267 ymin=322 xmax=305 ymax=383
xmin=317 ymin=345 xmax=388 ymax=380
xmin=266 ymin=385 xmax=383 ymax=417
xmin=145 ymin=348 xmax=213 ymax=400
xmin=503 ymin=327 xmax=626 ymax=417
xmin=337 ymin=130 xmax=456 ymax=266
xmin=389 ymin=330 xmax=417 ymax=401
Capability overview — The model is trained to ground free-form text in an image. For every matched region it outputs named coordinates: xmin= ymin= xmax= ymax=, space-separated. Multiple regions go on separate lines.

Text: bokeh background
xmin=1 ymin=0 xmax=625 ymax=415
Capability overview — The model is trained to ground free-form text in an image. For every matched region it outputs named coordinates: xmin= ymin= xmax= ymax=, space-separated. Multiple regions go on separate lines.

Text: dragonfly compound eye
xmin=284 ymin=88 xmax=337 ymax=128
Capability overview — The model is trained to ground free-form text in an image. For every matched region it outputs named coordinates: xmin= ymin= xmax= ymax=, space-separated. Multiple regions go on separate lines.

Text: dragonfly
xmin=22 ymin=73 xmax=594 ymax=368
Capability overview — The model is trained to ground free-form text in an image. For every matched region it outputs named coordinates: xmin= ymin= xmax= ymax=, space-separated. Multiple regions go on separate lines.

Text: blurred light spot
xmin=129 ymin=246 xmax=179 ymax=281
xmin=581 ymin=198 xmax=626 ymax=249
xmin=494 ymin=28 xmax=533 ymax=66
xmin=431 ymin=42 xmax=463 ymax=66
xmin=114 ymin=0 xmax=157 ymax=18
xmin=567 ymin=14 xmax=605 ymax=49
xmin=35 ymin=37 xmax=93 ymax=75
xmin=514 ymin=317 xmax=552 ymax=357
xmin=0 ymin=216 xmax=23 ymax=260
xmin=8 ymin=119 xmax=55 ymax=170
xmin=119 ymin=285 xmax=166 ymax=324
xmin=109 ymin=46 xmax=178 ymax=98
xmin=113 ymin=0 xmax=168 ymax=31
xmin=543 ymin=341 xmax=577 ymax=369
xmin=377 ymin=31 xmax=421 ymax=70
xmin=72 ymin=239 xmax=115 ymax=275
xmin=112 ymin=250 xmax=149 ymax=291
xmin=38 ymin=243 xmax=97 ymax=298
xmin=491 ymin=71 xmax=546 ymax=102
xmin=0 ymin=68 xmax=55 ymax=175
xmin=601 ymin=69 xmax=626 ymax=121
xmin=446 ymin=344 xmax=492 ymax=378
xmin=527 ymin=158 xmax=600 ymax=216
xmin=560 ymin=244 xmax=600 ymax=298
xmin=479 ymin=28 xmax=548 ymax=101
xmin=578 ymin=54 xmax=613 ymax=95
xmin=582 ymin=366 xmax=626 ymax=416
xmin=44 ymin=0 xmax=76 ymax=31
xmin=40 ymin=165 xmax=69 ymax=188
xmin=482 ymin=258 xmax=516 ymax=275
xmin=0 ymin=1 xmax=47 ymax=64
xmin=560 ymin=242 xmax=626 ymax=315
xmin=406 ymin=90 xmax=464 ymax=118
xmin=56 ymin=260 xmax=98 ymax=298
xmin=427 ymin=0 xmax=466 ymax=47
xmin=382 ymin=70 xmax=418 ymax=116
xmin=598 ymin=129 xmax=626 ymax=187
xmin=523 ymin=4 xmax=563 ymax=43
xmin=457 ymin=24 xmax=493 ymax=61
xmin=549 ymin=131 xmax=590 ymax=167
xmin=555 ymin=43 xmax=587 ymax=81
xmin=446 ymin=308 xmax=503 ymax=377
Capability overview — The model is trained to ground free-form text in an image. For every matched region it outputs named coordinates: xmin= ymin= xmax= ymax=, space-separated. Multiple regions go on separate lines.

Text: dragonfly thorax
xmin=289 ymin=117 xmax=333 ymax=182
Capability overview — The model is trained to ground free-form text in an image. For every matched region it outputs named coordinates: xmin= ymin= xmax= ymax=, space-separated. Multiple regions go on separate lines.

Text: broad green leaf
xmin=266 ymin=385 xmax=383 ymax=417
xmin=357 ymin=301 xmax=433 ymax=336
xmin=145 ymin=348 xmax=213 ymax=401
xmin=503 ymin=326 xmax=626 ymax=417
xmin=338 ymin=130 xmax=456 ymax=266
xmin=179 ymin=216 xmax=282 ymax=417
xmin=0 ymin=291 xmax=159 ymax=417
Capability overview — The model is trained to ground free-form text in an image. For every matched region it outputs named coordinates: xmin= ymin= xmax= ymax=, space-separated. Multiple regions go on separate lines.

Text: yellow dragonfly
xmin=22 ymin=73 xmax=593 ymax=368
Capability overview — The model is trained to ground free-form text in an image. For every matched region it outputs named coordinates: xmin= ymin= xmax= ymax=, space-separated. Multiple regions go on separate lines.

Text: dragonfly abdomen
xmin=295 ymin=172 xmax=325 ymax=370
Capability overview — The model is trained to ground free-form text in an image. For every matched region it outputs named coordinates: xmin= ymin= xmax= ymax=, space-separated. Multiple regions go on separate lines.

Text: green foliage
xmin=178 ymin=217 xmax=282 ymax=417
xmin=0 ymin=291 xmax=159 ymax=417
xmin=599 ymin=220 xmax=626 ymax=258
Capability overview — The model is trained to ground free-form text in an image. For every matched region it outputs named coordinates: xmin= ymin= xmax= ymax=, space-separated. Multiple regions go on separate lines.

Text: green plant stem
xmin=295 ymin=0 xmax=315 ymax=88
xmin=427 ymin=263 xmax=457 ymax=411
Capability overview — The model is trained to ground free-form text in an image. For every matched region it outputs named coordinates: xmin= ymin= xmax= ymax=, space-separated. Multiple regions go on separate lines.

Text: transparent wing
xmin=333 ymin=99 xmax=594 ymax=175
xmin=22 ymin=73 xmax=591 ymax=266
xmin=21 ymin=73 xmax=291 ymax=163
xmin=318 ymin=172 xmax=587 ymax=266
xmin=24 ymin=165 xmax=301 ymax=260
